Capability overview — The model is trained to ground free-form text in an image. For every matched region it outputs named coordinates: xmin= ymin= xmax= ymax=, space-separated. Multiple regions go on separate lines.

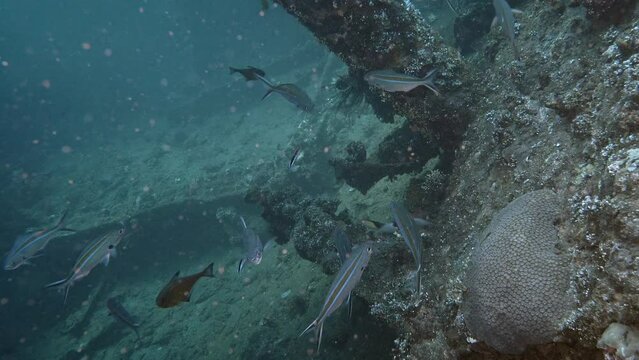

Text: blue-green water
xmin=3 ymin=0 xmax=638 ymax=359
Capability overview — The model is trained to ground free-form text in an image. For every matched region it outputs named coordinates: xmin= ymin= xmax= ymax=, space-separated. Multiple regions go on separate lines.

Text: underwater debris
xmin=464 ymin=190 xmax=574 ymax=354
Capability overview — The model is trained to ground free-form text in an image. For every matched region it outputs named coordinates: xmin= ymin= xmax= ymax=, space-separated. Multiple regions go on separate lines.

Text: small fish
xmin=3 ymin=210 xmax=75 ymax=270
xmin=332 ymin=226 xmax=352 ymax=264
xmin=362 ymin=217 xmax=431 ymax=234
xmin=364 ymin=69 xmax=440 ymax=96
xmin=237 ymin=216 xmax=264 ymax=273
xmin=492 ymin=0 xmax=523 ymax=60
xmin=229 ymin=66 xmax=266 ymax=81
xmin=288 ymin=148 xmax=304 ymax=172
xmin=107 ymin=297 xmax=141 ymax=340
xmin=156 ymin=262 xmax=215 ymax=308
xmin=45 ymin=228 xmax=125 ymax=304
xmin=300 ymin=242 xmax=373 ymax=353
xmin=256 ymin=75 xmax=314 ymax=112
xmin=390 ymin=202 xmax=423 ymax=295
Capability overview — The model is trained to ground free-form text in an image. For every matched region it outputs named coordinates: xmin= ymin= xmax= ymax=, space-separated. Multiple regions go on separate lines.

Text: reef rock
xmin=464 ymin=190 xmax=574 ymax=354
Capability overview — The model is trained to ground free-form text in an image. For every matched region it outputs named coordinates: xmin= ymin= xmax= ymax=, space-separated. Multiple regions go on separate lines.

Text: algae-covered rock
xmin=464 ymin=190 xmax=574 ymax=354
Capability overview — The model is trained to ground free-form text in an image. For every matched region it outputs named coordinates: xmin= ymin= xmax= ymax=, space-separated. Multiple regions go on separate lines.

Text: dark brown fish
xmin=155 ymin=262 xmax=215 ymax=308
xmin=229 ymin=66 xmax=266 ymax=81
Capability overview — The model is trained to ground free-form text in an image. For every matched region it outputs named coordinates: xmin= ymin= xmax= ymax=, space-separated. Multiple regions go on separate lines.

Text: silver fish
xmin=45 ymin=228 xmax=125 ymax=304
xmin=364 ymin=69 xmax=440 ymax=96
xmin=237 ymin=216 xmax=264 ymax=273
xmin=288 ymin=148 xmax=304 ymax=172
xmin=3 ymin=210 xmax=75 ymax=270
xmin=390 ymin=202 xmax=423 ymax=295
xmin=107 ymin=297 xmax=141 ymax=340
xmin=492 ymin=0 xmax=522 ymax=60
xmin=300 ymin=242 xmax=373 ymax=353
xmin=256 ymin=74 xmax=314 ymax=112
xmin=363 ymin=217 xmax=431 ymax=234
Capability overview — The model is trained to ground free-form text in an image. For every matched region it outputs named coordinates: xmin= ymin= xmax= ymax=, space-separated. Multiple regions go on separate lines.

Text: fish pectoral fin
xmin=238 ymin=259 xmax=245 ymax=273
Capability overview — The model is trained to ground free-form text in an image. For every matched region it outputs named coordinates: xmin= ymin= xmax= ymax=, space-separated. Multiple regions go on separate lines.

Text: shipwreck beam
xmin=275 ymin=0 xmax=475 ymax=152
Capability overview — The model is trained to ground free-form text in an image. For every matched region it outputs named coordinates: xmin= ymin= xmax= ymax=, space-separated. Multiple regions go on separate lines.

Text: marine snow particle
xmin=0 ymin=298 xmax=8 ymax=305
xmin=41 ymin=80 xmax=51 ymax=89
xmin=81 ymin=42 xmax=91 ymax=50
xmin=61 ymin=145 xmax=72 ymax=154
xmin=103 ymin=48 xmax=112 ymax=57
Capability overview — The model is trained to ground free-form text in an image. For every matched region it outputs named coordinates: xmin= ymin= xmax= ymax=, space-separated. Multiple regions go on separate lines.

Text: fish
xmin=332 ymin=226 xmax=355 ymax=318
xmin=3 ymin=210 xmax=75 ymax=270
xmin=332 ymin=226 xmax=352 ymax=264
xmin=288 ymin=148 xmax=304 ymax=172
xmin=107 ymin=297 xmax=141 ymax=340
xmin=390 ymin=202 xmax=423 ymax=295
xmin=362 ymin=217 xmax=431 ymax=235
xmin=300 ymin=242 xmax=373 ymax=353
xmin=364 ymin=69 xmax=440 ymax=96
xmin=256 ymin=75 xmax=314 ymax=112
xmin=156 ymin=262 xmax=215 ymax=308
xmin=229 ymin=66 xmax=266 ymax=81
xmin=492 ymin=0 xmax=523 ymax=60
xmin=45 ymin=228 xmax=125 ymax=304
xmin=237 ymin=216 xmax=264 ymax=273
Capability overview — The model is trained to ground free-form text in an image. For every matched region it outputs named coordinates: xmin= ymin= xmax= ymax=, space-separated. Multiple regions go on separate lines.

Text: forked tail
xmin=200 ymin=262 xmax=215 ymax=278
xmin=299 ymin=319 xmax=325 ymax=353
xmin=45 ymin=277 xmax=72 ymax=305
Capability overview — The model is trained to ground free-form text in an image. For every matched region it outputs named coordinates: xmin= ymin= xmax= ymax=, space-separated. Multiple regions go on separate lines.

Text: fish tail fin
xmin=261 ymin=89 xmax=274 ymax=101
xmin=201 ymin=262 xmax=215 ymax=278
xmin=422 ymin=69 xmax=440 ymax=96
xmin=44 ymin=277 xmax=68 ymax=289
xmin=299 ymin=319 xmax=318 ymax=338
xmin=316 ymin=321 xmax=324 ymax=353
xmin=415 ymin=266 xmax=422 ymax=296
xmin=45 ymin=277 xmax=72 ymax=304
xmin=255 ymin=74 xmax=273 ymax=88
xmin=237 ymin=258 xmax=245 ymax=273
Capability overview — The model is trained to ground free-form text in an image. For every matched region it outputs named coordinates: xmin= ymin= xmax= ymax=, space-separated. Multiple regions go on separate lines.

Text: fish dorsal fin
xmin=171 ymin=271 xmax=180 ymax=280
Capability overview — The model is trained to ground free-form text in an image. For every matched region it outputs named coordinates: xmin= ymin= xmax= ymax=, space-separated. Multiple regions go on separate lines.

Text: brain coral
xmin=464 ymin=190 xmax=573 ymax=354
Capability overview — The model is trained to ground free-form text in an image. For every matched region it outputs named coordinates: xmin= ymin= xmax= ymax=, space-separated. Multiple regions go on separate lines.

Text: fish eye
xmin=108 ymin=244 xmax=114 ymax=249
xmin=118 ymin=229 xmax=125 ymax=234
